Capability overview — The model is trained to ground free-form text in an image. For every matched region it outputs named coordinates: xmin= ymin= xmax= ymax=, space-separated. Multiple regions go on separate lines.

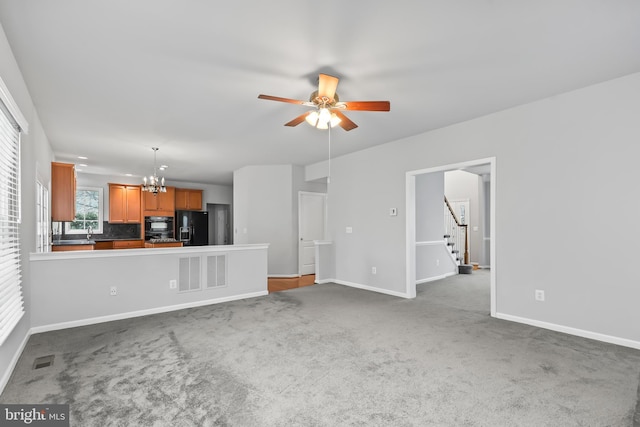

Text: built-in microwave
xmin=144 ymin=216 xmax=174 ymax=240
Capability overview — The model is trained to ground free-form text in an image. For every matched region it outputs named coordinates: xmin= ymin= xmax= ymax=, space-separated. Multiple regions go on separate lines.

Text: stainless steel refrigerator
xmin=176 ymin=210 xmax=209 ymax=246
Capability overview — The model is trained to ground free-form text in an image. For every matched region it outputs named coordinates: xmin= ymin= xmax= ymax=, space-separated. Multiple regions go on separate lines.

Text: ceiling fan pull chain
xmin=328 ymin=124 xmax=331 ymax=185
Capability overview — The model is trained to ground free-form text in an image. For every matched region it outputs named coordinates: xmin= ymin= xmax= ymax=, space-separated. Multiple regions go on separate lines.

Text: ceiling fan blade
xmin=284 ymin=112 xmax=311 ymax=127
xmin=317 ymin=74 xmax=339 ymax=100
xmin=336 ymin=101 xmax=391 ymax=111
xmin=333 ymin=110 xmax=358 ymax=131
xmin=258 ymin=94 xmax=308 ymax=105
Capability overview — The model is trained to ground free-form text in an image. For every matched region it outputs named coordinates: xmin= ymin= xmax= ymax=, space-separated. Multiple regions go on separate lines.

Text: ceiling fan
xmin=258 ymin=73 xmax=390 ymax=131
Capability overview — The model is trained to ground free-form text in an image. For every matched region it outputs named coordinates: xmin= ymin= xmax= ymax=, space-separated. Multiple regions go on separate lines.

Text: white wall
xmin=233 ymin=164 xmax=325 ymax=276
xmin=318 ymin=72 xmax=640 ymax=345
xmin=234 ymin=165 xmax=294 ymax=275
xmin=0 ymin=22 xmax=55 ymax=389
xmin=415 ymin=172 xmax=457 ymax=281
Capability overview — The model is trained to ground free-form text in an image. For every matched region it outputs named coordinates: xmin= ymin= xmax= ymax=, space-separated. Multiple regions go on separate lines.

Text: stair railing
xmin=444 ymin=197 xmax=469 ymax=265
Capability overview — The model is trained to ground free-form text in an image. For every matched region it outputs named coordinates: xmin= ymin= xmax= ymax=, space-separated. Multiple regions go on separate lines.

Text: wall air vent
xmin=206 ymin=254 xmax=227 ymax=288
xmin=179 ymin=256 xmax=201 ymax=292
xmin=179 ymin=254 xmax=227 ymax=292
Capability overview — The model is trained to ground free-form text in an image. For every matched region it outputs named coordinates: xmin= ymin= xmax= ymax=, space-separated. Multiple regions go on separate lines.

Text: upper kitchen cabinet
xmin=175 ymin=188 xmax=203 ymax=211
xmin=143 ymin=186 xmax=175 ymax=216
xmin=109 ymin=184 xmax=141 ymax=223
xmin=51 ymin=162 xmax=76 ymax=221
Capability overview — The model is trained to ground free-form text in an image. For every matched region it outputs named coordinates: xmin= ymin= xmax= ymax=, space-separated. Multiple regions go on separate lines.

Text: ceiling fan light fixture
xmin=305 ymin=109 xmax=341 ymax=130
xmin=318 ymin=108 xmax=331 ymax=125
xmin=305 ymin=111 xmax=319 ymax=127
xmin=329 ymin=113 xmax=341 ymax=127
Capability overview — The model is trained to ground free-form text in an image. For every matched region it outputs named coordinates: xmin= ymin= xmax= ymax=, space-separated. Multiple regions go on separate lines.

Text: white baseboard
xmin=329 ymin=279 xmax=412 ymax=299
xmin=495 ymin=312 xmax=640 ymax=350
xmin=0 ymin=329 xmax=31 ymax=396
xmin=31 ymin=291 xmax=269 ymax=334
xmin=416 ymin=272 xmax=457 ymax=285
xmin=268 ymin=274 xmax=300 ymax=278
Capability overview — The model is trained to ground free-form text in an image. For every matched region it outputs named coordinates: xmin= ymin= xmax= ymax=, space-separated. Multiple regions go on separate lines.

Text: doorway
xmin=207 ymin=203 xmax=231 ymax=245
xmin=406 ymin=157 xmax=496 ymax=315
xmin=298 ymin=191 xmax=327 ymax=276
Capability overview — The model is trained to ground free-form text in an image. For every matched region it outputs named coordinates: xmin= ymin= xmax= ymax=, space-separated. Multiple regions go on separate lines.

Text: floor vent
xmin=33 ymin=355 xmax=54 ymax=370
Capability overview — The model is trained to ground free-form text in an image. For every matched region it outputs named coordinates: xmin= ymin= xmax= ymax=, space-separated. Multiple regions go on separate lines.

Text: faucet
xmin=87 ymin=226 xmax=93 ymax=241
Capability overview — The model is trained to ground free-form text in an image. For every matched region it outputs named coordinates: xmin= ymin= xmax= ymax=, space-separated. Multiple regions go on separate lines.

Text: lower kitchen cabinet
xmin=112 ymin=240 xmax=144 ymax=249
xmin=144 ymin=242 xmax=183 ymax=248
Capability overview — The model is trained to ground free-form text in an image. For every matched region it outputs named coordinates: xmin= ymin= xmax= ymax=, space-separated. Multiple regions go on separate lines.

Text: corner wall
xmin=233 ymin=165 xmax=325 ymax=276
xmin=0 ymin=22 xmax=55 ymax=391
xmin=322 ymin=72 xmax=640 ymax=345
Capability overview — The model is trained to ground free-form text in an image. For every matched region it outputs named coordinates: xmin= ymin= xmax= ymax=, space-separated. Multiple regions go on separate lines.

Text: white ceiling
xmin=1 ymin=1 xmax=639 ymax=185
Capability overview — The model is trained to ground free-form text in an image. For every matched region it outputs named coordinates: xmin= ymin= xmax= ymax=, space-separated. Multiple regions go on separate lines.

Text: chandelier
xmin=142 ymin=147 xmax=166 ymax=195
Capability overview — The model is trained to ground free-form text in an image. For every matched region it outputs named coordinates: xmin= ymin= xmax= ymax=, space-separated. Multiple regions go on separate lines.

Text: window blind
xmin=0 ymin=98 xmax=23 ymax=347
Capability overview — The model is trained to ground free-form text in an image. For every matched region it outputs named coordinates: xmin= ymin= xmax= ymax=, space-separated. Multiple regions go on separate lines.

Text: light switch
xmin=346 ymin=227 xmax=353 ymax=234
xmin=390 ymin=208 xmax=397 ymax=216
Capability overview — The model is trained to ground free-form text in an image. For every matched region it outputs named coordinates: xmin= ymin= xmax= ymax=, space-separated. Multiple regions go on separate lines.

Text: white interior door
xmin=298 ymin=192 xmax=326 ymax=275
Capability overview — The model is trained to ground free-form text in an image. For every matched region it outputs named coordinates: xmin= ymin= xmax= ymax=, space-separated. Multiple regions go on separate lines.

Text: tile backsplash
xmin=56 ymin=222 xmax=141 ymax=241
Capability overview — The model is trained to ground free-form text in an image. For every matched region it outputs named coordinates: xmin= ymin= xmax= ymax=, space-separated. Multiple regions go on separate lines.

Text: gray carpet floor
xmin=2 ymin=270 xmax=640 ymax=426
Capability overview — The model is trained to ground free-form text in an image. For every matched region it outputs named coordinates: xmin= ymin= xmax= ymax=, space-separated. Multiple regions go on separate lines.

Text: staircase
xmin=444 ymin=197 xmax=472 ymax=274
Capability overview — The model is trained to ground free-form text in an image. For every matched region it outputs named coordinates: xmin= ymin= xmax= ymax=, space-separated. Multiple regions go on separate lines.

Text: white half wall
xmin=29 ymin=245 xmax=268 ymax=330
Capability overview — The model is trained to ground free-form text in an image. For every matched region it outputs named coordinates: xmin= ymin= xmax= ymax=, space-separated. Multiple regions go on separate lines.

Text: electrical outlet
xmin=169 ymin=280 xmax=177 ymax=289
xmin=535 ymin=289 xmax=545 ymax=301
xmin=110 ymin=286 xmax=117 ymax=296
xmin=346 ymin=227 xmax=353 ymax=234
xmin=436 ymin=259 xmax=440 ymax=266
xmin=371 ymin=267 xmax=377 ymax=274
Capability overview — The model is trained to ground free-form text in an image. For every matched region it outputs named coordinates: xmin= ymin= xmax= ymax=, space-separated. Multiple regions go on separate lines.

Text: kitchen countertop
xmin=52 ymin=239 xmax=96 ymax=246
xmin=93 ymin=238 xmax=144 ymax=242
xmin=53 ymin=238 xmax=143 ymax=245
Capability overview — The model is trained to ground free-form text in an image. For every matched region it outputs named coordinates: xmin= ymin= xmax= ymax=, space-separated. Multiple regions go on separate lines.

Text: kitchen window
xmin=65 ymin=186 xmax=103 ymax=234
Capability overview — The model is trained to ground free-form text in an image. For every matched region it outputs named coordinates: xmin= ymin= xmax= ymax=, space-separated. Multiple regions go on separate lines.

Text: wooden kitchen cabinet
xmin=52 ymin=244 xmax=94 ymax=252
xmin=175 ymin=188 xmax=203 ymax=211
xmin=144 ymin=241 xmax=183 ymax=248
xmin=112 ymin=239 xmax=144 ymax=249
xmin=94 ymin=240 xmax=145 ymax=249
xmin=109 ymin=184 xmax=141 ymax=223
xmin=143 ymin=186 xmax=175 ymax=216
xmin=51 ymin=162 xmax=76 ymax=221
xmin=94 ymin=241 xmax=114 ymax=250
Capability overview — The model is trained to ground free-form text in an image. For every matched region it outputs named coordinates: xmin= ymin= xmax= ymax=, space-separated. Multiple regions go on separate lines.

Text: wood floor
xmin=268 ymin=275 xmax=316 ymax=293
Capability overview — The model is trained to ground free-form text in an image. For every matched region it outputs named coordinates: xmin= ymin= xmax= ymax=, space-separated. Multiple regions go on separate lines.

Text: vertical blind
xmin=0 ymin=98 xmax=23 ymax=347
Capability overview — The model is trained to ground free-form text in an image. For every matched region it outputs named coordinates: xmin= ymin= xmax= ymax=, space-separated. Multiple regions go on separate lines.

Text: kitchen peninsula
xmin=29 ymin=244 xmax=268 ymax=333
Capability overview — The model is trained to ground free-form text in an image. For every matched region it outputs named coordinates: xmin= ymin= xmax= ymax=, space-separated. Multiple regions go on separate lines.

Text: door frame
xmin=405 ymin=157 xmax=496 ymax=316
xmin=298 ymin=191 xmax=327 ymax=276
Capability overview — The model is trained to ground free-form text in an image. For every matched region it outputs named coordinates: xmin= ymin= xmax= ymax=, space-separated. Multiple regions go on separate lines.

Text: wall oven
xmin=144 ymin=216 xmax=174 ymax=241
